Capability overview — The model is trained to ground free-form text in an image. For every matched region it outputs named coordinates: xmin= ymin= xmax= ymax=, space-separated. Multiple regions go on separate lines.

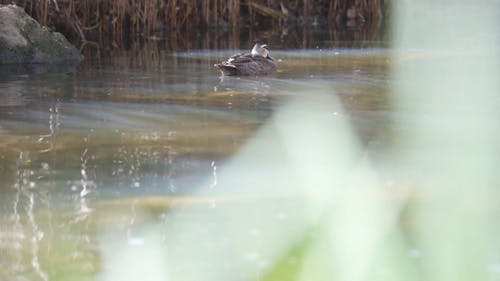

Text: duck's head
xmin=251 ymin=43 xmax=275 ymax=61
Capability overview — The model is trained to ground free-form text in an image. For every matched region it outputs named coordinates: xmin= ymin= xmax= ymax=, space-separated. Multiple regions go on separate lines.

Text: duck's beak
xmin=267 ymin=55 xmax=275 ymax=61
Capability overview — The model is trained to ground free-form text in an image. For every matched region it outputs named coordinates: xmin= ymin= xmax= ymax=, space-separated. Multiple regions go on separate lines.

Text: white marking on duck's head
xmin=251 ymin=43 xmax=275 ymax=61
xmin=251 ymin=43 xmax=268 ymax=56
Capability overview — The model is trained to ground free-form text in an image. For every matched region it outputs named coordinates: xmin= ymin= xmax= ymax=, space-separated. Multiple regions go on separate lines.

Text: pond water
xmin=0 ymin=24 xmax=499 ymax=281
xmin=0 ymin=38 xmax=390 ymax=280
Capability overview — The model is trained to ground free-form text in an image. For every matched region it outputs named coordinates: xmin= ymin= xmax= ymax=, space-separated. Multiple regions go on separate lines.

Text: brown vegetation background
xmin=1 ymin=0 xmax=385 ymax=45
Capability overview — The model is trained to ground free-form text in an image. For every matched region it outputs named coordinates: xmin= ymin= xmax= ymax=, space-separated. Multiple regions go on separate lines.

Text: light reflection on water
xmin=0 ymin=47 xmax=390 ymax=280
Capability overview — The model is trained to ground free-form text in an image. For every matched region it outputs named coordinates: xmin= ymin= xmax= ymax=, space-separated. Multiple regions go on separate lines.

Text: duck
xmin=214 ymin=43 xmax=277 ymax=76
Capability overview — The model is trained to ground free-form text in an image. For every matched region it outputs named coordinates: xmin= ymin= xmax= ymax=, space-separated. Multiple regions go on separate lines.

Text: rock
xmin=0 ymin=4 xmax=83 ymax=64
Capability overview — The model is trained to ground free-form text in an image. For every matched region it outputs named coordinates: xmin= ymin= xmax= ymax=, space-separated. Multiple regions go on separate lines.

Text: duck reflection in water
xmin=215 ymin=43 xmax=277 ymax=76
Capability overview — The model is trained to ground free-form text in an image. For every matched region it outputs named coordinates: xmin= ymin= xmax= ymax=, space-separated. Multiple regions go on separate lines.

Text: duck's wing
xmin=214 ymin=53 xmax=252 ymax=67
xmin=226 ymin=53 xmax=253 ymax=64
xmin=230 ymin=55 xmax=273 ymax=68
xmin=215 ymin=53 xmax=276 ymax=76
xmin=214 ymin=53 xmax=253 ymax=75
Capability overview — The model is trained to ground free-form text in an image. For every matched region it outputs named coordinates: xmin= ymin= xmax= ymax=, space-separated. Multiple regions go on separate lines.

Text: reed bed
xmin=1 ymin=0 xmax=384 ymax=44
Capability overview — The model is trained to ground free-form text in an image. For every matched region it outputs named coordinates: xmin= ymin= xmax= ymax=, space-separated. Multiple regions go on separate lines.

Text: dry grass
xmin=0 ymin=0 xmax=383 ymax=44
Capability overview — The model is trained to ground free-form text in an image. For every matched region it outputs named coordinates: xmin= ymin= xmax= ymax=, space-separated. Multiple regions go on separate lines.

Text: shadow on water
xmin=0 ymin=62 xmax=80 ymax=77
xmin=80 ymin=24 xmax=386 ymax=64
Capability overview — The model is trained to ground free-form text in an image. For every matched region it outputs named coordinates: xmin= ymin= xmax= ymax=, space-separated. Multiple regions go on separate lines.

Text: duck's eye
xmin=261 ymin=45 xmax=269 ymax=50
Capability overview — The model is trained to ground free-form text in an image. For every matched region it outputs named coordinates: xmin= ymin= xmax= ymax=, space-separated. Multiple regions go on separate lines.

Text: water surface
xmin=4 ymin=3 xmax=497 ymax=281
xmin=0 ymin=42 xmax=400 ymax=281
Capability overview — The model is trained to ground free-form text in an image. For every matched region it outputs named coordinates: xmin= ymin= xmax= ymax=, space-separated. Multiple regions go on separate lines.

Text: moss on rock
xmin=0 ymin=4 xmax=83 ymax=64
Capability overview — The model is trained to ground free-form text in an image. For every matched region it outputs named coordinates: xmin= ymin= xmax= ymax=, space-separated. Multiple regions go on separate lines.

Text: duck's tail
xmin=214 ymin=63 xmax=238 ymax=76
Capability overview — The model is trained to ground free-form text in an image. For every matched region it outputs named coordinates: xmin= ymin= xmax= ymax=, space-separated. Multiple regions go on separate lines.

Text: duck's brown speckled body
xmin=214 ymin=43 xmax=277 ymax=76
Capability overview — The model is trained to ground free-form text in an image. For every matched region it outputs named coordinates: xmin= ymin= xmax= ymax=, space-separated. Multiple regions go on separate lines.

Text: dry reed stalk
xmin=203 ymin=0 xmax=210 ymax=27
xmin=183 ymin=5 xmax=193 ymax=26
xmin=117 ymin=0 xmax=128 ymax=41
xmin=246 ymin=0 xmax=255 ymax=26
xmin=212 ymin=0 xmax=217 ymax=26
xmin=230 ymin=0 xmax=240 ymax=26
xmin=168 ymin=0 xmax=179 ymax=29
xmin=41 ymin=0 xmax=49 ymax=26
xmin=154 ymin=1 xmax=161 ymax=32
xmin=303 ymin=0 xmax=311 ymax=20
